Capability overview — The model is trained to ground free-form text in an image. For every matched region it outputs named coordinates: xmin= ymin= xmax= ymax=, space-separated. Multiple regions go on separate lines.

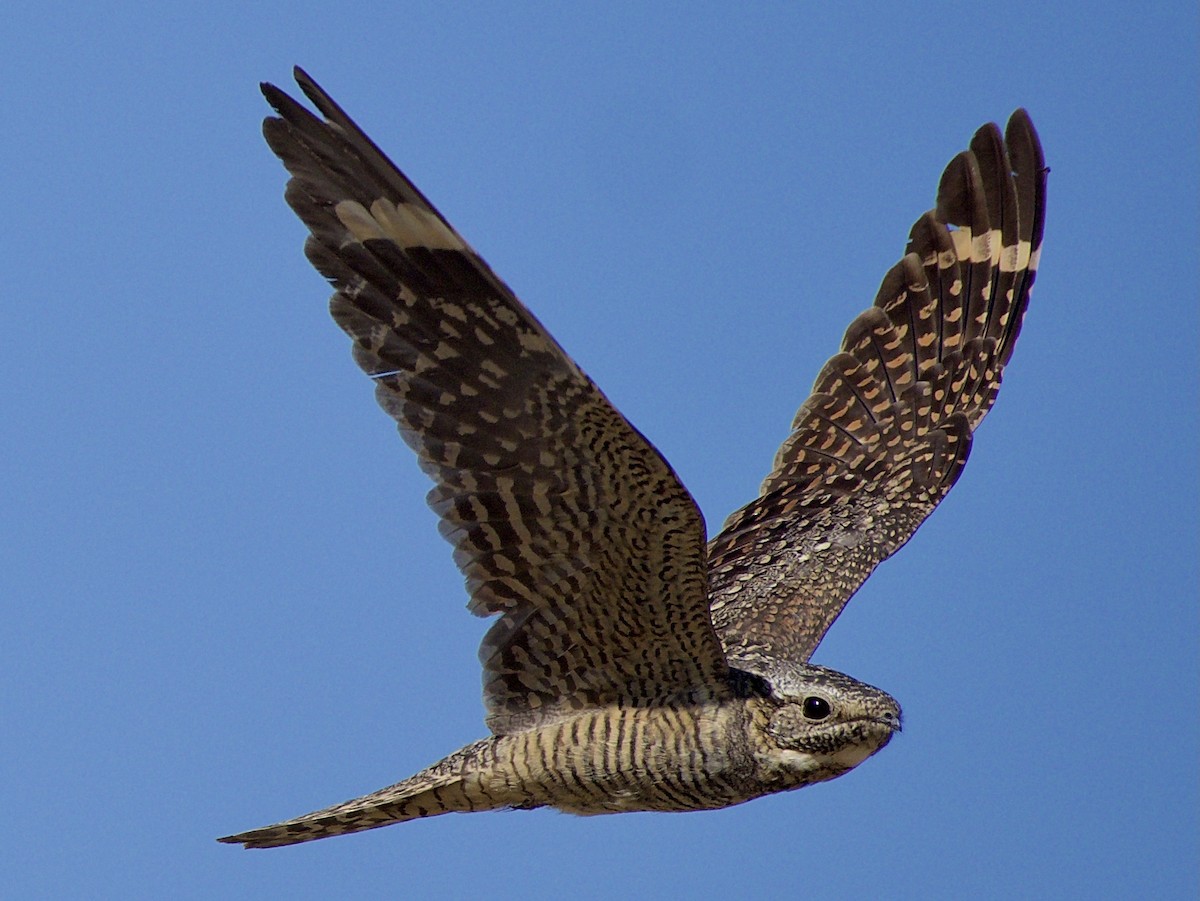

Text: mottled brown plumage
xmin=709 ymin=114 xmax=1046 ymax=677
xmin=220 ymin=69 xmax=1046 ymax=849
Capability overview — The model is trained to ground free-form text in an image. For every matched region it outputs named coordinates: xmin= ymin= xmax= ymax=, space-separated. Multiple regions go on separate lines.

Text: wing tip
xmin=260 ymin=67 xmax=337 ymax=125
xmin=259 ymin=79 xmax=288 ymax=114
xmin=291 ymin=66 xmax=340 ymax=120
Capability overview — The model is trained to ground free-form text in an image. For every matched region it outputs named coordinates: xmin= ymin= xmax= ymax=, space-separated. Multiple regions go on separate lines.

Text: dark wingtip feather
xmin=291 ymin=67 xmax=347 ymax=124
xmin=261 ymin=69 xmax=355 ymax=139
xmin=260 ymin=67 xmax=323 ymax=116
xmin=260 ymin=79 xmax=325 ymax=133
xmin=1005 ymin=109 xmax=1048 ymax=250
xmin=1000 ymin=108 xmax=1040 ymax=164
xmin=259 ymin=80 xmax=288 ymax=112
xmin=934 ymin=150 xmax=987 ymax=231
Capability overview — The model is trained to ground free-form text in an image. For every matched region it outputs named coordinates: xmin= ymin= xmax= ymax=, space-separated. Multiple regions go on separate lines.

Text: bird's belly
xmin=494 ymin=703 xmax=759 ymax=816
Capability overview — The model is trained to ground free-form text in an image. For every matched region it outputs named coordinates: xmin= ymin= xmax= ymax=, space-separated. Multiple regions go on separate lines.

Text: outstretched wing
xmin=708 ymin=112 xmax=1046 ymax=673
xmin=262 ymin=69 xmax=728 ymax=734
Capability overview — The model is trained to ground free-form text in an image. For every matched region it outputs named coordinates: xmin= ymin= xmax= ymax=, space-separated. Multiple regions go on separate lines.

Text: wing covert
xmin=708 ymin=112 xmax=1047 ymax=673
xmin=262 ymin=69 xmax=729 ymax=734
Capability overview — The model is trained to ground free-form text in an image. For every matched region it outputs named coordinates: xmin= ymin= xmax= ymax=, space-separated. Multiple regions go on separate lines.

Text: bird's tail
xmin=218 ymin=738 xmax=510 ymax=848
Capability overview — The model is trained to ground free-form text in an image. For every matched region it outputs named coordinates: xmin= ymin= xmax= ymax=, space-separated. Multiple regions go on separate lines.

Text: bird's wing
xmin=262 ymin=69 xmax=728 ymax=734
xmin=708 ymin=112 xmax=1046 ymax=673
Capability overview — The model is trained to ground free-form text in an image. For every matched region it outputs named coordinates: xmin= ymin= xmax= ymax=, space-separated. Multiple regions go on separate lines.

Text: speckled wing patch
xmin=708 ymin=112 xmax=1047 ymax=672
xmin=261 ymin=69 xmax=728 ymax=734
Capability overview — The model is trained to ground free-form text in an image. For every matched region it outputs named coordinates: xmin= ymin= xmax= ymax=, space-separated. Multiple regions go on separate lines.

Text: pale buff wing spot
xmin=950 ymin=227 xmax=973 ymax=263
xmin=986 ymin=228 xmax=1003 ymax=266
xmin=335 ymin=199 xmax=387 ymax=241
xmin=371 ymin=198 xmax=466 ymax=251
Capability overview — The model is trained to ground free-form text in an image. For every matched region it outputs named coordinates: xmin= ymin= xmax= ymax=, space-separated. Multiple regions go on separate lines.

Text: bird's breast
xmin=487 ymin=699 xmax=765 ymax=815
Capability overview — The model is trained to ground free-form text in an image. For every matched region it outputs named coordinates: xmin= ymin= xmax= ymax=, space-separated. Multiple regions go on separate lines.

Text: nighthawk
xmin=221 ymin=68 xmax=1046 ymax=848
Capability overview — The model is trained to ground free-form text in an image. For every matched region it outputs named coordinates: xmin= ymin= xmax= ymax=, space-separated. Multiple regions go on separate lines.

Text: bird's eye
xmin=801 ymin=696 xmax=832 ymax=721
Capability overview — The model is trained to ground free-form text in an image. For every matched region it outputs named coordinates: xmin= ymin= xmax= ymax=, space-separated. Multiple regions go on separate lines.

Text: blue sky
xmin=3 ymin=3 xmax=1196 ymax=899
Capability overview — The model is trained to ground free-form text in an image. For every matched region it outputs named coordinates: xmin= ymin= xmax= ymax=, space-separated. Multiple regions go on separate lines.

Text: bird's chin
xmin=830 ymin=733 xmax=888 ymax=771
xmin=772 ymin=725 xmax=894 ymax=783
xmin=870 ymin=724 xmax=898 ymax=755
xmin=825 ymin=719 xmax=899 ymax=771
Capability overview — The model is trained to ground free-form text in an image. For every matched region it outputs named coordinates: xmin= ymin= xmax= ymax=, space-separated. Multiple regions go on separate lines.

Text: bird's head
xmin=734 ymin=661 xmax=902 ymax=787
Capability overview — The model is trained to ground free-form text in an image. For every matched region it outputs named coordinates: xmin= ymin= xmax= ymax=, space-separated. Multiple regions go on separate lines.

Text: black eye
xmin=802 ymin=696 xmax=832 ymax=721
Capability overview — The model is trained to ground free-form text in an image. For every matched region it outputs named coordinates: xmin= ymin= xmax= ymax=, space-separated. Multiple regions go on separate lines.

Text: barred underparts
xmin=220 ymin=69 xmax=1045 ymax=849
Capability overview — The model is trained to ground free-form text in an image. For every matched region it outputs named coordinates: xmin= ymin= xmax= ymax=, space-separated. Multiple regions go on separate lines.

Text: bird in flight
xmin=221 ymin=68 xmax=1046 ymax=849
